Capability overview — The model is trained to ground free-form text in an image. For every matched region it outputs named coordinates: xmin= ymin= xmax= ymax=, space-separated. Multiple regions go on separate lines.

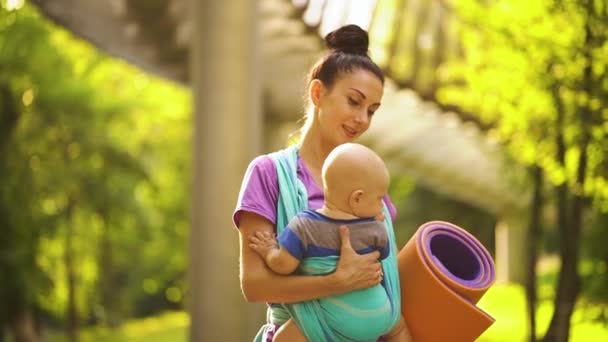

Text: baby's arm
xmin=248 ymin=231 xmax=300 ymax=275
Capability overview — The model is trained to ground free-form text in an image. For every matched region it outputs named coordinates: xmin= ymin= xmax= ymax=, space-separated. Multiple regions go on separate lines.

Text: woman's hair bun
xmin=324 ymin=24 xmax=369 ymax=56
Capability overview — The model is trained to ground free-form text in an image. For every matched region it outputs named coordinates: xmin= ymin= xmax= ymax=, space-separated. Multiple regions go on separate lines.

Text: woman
xmin=234 ymin=24 xmax=398 ymax=341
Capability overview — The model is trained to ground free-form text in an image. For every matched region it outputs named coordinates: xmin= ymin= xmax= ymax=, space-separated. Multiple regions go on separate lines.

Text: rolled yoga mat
xmin=398 ymin=221 xmax=496 ymax=342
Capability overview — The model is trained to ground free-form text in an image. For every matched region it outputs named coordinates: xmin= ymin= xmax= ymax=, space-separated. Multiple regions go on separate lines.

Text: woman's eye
xmin=348 ymin=97 xmax=359 ymax=106
xmin=368 ymin=110 xmax=376 ymax=116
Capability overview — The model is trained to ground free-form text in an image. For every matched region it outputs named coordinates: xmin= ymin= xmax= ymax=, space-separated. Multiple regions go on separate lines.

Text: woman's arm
xmin=239 ymin=211 xmax=383 ymax=303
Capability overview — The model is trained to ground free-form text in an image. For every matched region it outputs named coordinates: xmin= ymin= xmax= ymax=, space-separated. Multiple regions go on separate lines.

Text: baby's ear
xmin=348 ymin=189 xmax=364 ymax=208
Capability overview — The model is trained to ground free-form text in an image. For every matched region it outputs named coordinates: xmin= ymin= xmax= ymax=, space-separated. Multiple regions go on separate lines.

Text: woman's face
xmin=314 ymin=69 xmax=384 ymax=147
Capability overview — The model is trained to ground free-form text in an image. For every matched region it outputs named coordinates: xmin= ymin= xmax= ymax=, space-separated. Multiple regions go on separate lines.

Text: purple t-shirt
xmin=233 ymin=153 xmax=397 ymax=342
xmin=233 ymin=154 xmax=397 ymax=229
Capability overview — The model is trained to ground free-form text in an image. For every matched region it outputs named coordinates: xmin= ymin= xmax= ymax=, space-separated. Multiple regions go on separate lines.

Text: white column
xmin=495 ymin=213 xmax=528 ymax=284
xmin=189 ymin=1 xmax=263 ymax=340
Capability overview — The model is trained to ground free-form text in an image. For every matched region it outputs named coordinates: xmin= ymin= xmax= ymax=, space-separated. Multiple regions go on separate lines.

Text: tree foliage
xmin=0 ymin=2 xmax=191 ymax=338
xmin=433 ymin=0 xmax=607 ymax=340
xmin=438 ymin=0 xmax=607 ymax=206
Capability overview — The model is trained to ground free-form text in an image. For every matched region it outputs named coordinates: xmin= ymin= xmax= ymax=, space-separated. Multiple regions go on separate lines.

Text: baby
xmin=249 ymin=143 xmax=411 ymax=342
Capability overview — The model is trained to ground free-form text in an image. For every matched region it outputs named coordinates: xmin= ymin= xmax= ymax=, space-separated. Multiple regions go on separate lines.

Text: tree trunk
xmin=543 ymin=2 xmax=594 ymax=339
xmin=0 ymin=84 xmax=33 ymax=342
xmin=0 ymin=84 xmax=20 ymax=151
xmin=98 ymin=215 xmax=114 ymax=325
xmin=542 ymin=80 xmax=577 ymax=342
xmin=543 ymin=175 xmax=584 ymax=342
xmin=10 ymin=310 xmax=39 ymax=342
xmin=64 ymin=202 xmax=78 ymax=342
xmin=97 ymin=214 xmax=125 ymax=326
xmin=526 ymin=166 xmax=543 ymax=342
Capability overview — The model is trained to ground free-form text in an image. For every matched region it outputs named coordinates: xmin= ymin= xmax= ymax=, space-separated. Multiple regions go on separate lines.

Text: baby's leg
xmin=384 ymin=315 xmax=413 ymax=342
xmin=273 ymin=318 xmax=308 ymax=342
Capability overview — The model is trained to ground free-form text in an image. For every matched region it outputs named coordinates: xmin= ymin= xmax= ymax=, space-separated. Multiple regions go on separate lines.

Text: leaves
xmin=434 ymin=0 xmax=608 ymax=206
xmin=0 ymin=3 xmax=191 ymax=326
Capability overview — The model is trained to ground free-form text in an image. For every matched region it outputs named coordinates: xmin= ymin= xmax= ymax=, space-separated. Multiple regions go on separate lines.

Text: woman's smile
xmin=342 ymin=125 xmax=358 ymax=139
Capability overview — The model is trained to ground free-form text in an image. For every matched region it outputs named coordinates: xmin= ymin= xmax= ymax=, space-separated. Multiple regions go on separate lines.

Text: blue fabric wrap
xmin=253 ymin=145 xmax=401 ymax=342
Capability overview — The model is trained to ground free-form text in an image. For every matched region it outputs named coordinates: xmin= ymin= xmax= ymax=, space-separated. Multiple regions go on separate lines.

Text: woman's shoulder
xmin=246 ymin=146 xmax=297 ymax=176
xmin=240 ymin=154 xmax=279 ymax=191
xmin=247 ymin=154 xmax=276 ymax=173
xmin=234 ymin=154 xmax=280 ymax=228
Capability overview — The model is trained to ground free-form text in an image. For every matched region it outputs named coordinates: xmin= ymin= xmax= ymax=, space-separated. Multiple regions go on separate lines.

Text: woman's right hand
xmin=333 ymin=225 xmax=383 ymax=291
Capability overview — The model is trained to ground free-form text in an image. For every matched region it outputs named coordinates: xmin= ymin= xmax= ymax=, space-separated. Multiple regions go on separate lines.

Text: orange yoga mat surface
xmin=398 ymin=221 xmax=496 ymax=342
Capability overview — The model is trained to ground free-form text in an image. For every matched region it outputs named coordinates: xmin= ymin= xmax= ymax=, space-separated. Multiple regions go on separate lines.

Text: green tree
xmin=0 ymin=2 xmax=191 ymax=340
xmin=434 ymin=1 xmax=607 ymax=341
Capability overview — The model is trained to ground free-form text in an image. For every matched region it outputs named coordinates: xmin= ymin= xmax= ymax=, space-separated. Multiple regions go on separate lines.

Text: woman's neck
xmin=298 ymin=127 xmax=336 ymax=172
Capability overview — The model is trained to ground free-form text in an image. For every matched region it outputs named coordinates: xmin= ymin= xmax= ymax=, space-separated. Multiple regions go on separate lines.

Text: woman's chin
xmin=340 ymin=133 xmax=357 ymax=143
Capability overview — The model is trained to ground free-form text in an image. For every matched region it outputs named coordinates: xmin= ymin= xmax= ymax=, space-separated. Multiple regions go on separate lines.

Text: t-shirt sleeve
xmin=383 ymin=194 xmax=398 ymax=221
xmin=233 ymin=155 xmax=279 ymax=228
xmin=376 ymin=223 xmax=390 ymax=260
xmin=378 ymin=244 xmax=390 ymax=260
xmin=277 ymin=227 xmax=306 ymax=261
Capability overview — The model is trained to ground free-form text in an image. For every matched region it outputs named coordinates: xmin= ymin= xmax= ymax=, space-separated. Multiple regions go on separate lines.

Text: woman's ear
xmin=309 ymin=79 xmax=324 ymax=107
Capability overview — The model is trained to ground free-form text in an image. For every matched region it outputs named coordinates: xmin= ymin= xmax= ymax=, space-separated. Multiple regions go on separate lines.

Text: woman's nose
xmin=354 ymin=110 xmax=369 ymax=125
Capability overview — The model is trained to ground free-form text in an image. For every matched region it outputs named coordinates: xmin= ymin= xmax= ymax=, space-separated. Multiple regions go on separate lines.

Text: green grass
xmin=46 ymin=311 xmax=189 ymax=342
xmin=47 ymin=285 xmax=607 ymax=342
xmin=478 ymin=284 xmax=607 ymax=342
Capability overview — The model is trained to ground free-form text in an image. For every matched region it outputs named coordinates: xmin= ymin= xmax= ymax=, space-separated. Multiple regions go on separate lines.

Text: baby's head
xmin=322 ymin=143 xmax=390 ymax=218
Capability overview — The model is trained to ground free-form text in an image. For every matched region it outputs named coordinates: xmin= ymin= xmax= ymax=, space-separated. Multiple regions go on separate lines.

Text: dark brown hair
xmin=307 ymin=24 xmax=384 ymax=88
xmin=289 ymin=25 xmax=384 ymax=144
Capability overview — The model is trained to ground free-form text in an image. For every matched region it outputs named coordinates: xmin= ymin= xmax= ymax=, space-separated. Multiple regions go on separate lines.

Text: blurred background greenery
xmin=0 ymin=0 xmax=606 ymax=341
xmin=0 ymin=1 xmax=191 ymax=339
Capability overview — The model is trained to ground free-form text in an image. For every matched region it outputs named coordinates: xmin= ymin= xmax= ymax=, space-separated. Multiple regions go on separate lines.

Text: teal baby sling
xmin=254 ymin=145 xmax=401 ymax=342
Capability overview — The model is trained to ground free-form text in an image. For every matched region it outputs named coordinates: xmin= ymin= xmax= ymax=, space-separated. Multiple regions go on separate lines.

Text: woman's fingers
xmin=360 ymin=249 xmax=381 ymax=261
xmin=338 ymin=225 xmax=353 ymax=252
xmin=360 ymin=256 xmax=383 ymax=285
xmin=334 ymin=230 xmax=386 ymax=289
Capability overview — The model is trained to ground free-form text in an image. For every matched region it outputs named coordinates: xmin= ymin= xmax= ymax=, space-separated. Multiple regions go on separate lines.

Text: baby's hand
xmin=375 ymin=212 xmax=385 ymax=221
xmin=248 ymin=231 xmax=279 ymax=258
